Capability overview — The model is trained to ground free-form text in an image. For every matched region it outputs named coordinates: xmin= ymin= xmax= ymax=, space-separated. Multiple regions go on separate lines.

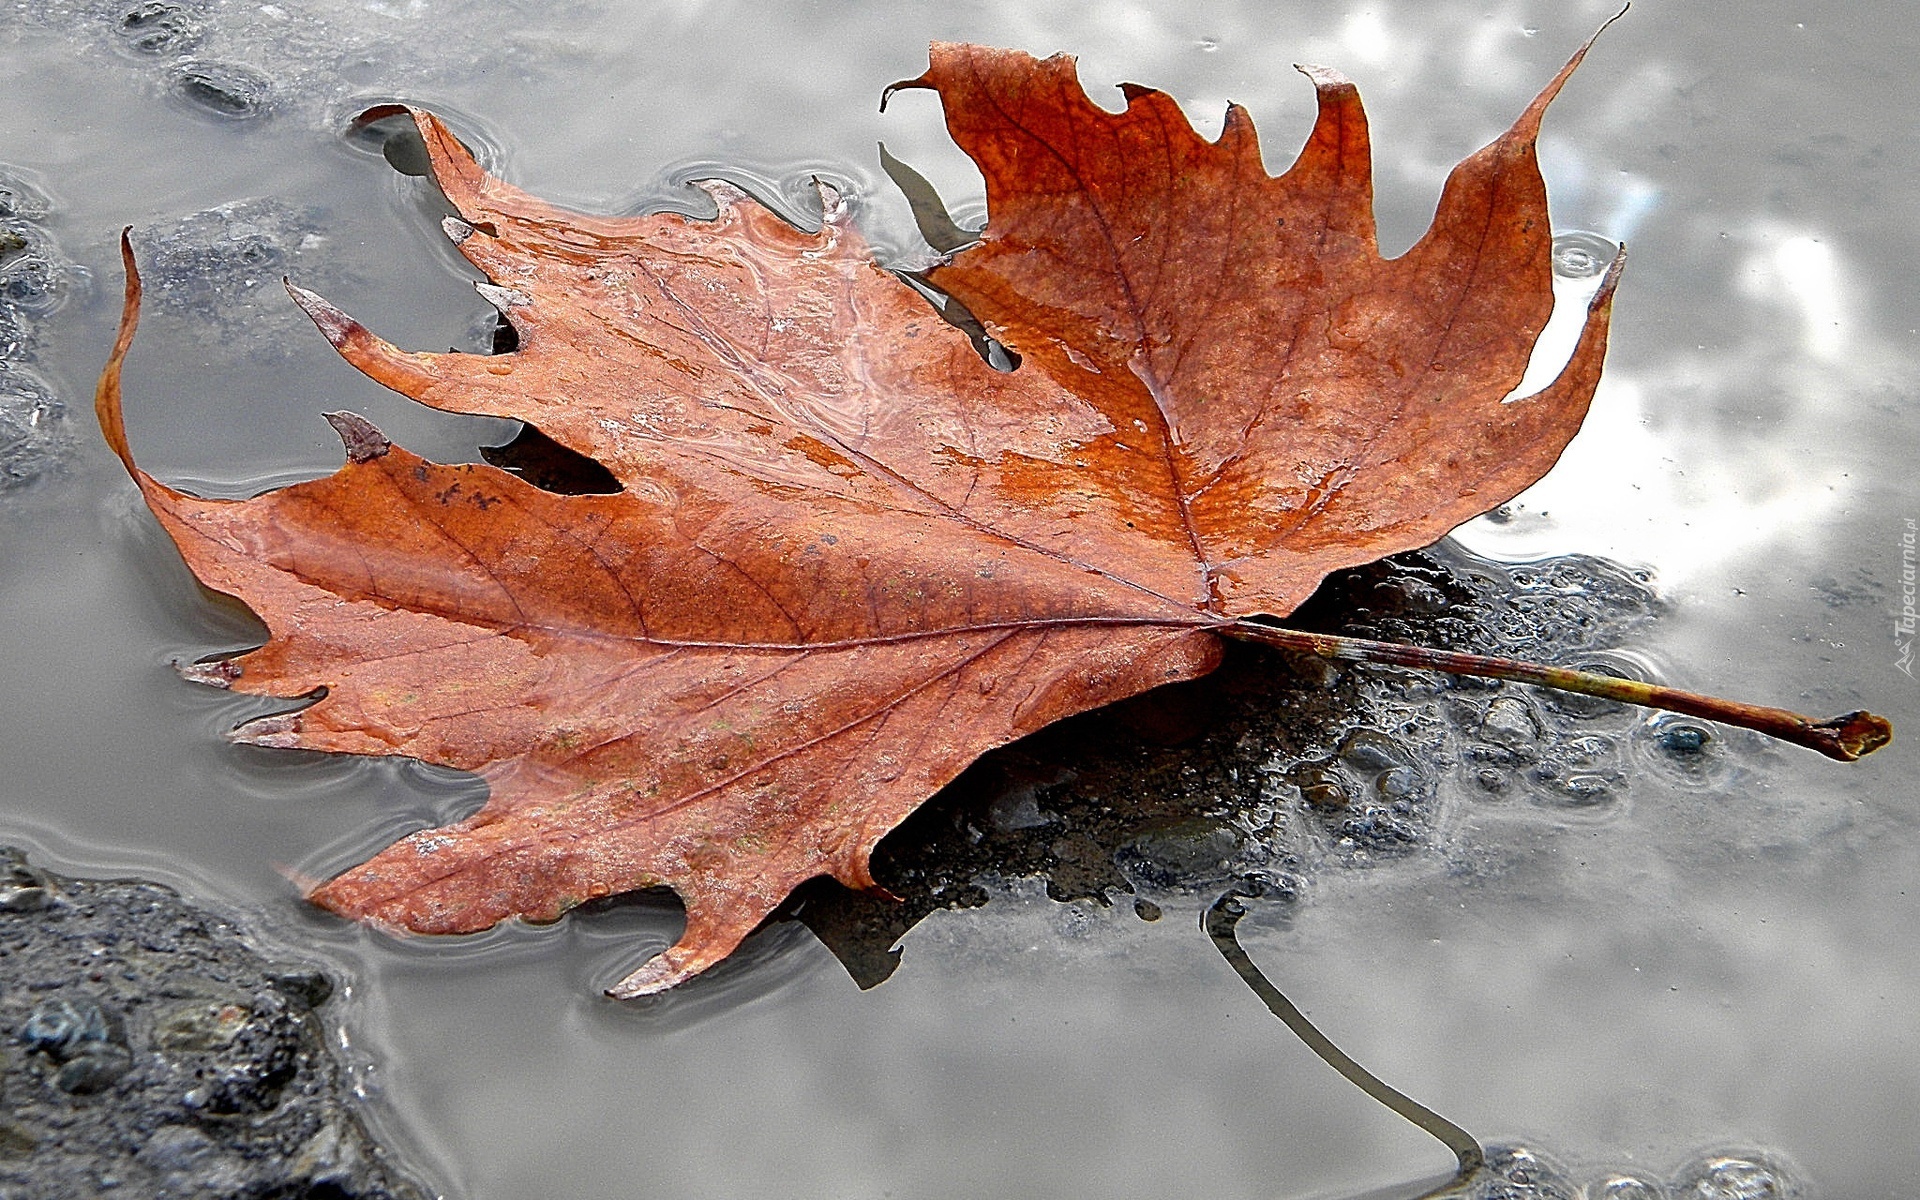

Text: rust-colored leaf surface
xmin=99 ymin=38 xmax=1623 ymax=995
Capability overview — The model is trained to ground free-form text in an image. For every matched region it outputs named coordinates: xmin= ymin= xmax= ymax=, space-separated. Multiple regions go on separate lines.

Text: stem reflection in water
xmin=1205 ymin=889 xmax=1485 ymax=1198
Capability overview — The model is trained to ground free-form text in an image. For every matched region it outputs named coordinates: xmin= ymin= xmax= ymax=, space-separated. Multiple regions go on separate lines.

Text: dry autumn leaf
xmin=95 ymin=33 xmax=1888 ymax=997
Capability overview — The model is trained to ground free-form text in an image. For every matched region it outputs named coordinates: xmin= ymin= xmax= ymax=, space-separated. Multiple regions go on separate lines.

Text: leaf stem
xmin=1219 ymin=620 xmax=1891 ymax=762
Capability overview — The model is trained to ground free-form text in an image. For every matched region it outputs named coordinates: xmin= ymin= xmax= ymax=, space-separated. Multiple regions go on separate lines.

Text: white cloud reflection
xmin=1459 ymin=219 xmax=1892 ymax=587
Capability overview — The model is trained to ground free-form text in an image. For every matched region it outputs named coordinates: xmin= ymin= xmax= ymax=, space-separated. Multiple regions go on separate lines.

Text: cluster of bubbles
xmin=1465 ymin=1143 xmax=1800 ymax=1200
xmin=836 ymin=542 xmax=1738 ymax=955
xmin=0 ymin=169 xmax=77 ymax=492
xmin=1250 ymin=545 xmax=1735 ymax=871
xmin=110 ymin=1 xmax=272 ymax=120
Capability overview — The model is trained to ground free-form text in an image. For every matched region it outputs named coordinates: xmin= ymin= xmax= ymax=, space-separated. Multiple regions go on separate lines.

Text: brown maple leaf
xmin=94 ymin=33 xmax=1888 ymax=996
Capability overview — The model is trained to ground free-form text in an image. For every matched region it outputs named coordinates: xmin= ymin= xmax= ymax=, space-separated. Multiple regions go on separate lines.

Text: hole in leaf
xmin=486 ymin=312 xmax=518 ymax=355
xmin=481 ymin=424 xmax=620 ymax=495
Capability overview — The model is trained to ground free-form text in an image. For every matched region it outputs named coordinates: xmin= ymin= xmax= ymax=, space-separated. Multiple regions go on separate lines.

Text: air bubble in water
xmin=1589 ymin=1174 xmax=1666 ymax=1200
xmin=1471 ymin=1143 xmax=1578 ymax=1199
xmin=0 ymin=170 xmax=51 ymax=222
xmin=0 ymin=367 xmax=67 ymax=489
xmin=1673 ymin=1153 xmax=1795 ymax=1199
xmin=1658 ymin=722 xmax=1709 ymax=756
xmin=117 ymin=1 xmax=205 ymax=55
xmin=1552 ymin=230 xmax=1617 ymax=280
xmin=0 ymin=306 xmax=23 ymax=362
xmin=168 ymin=60 xmax=273 ymax=120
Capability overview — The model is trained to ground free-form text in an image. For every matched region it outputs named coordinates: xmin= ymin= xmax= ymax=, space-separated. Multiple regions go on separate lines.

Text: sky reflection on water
xmin=0 ymin=1 xmax=1914 ymax=1197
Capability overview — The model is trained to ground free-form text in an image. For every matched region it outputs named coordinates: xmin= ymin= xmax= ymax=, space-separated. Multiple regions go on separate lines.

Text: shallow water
xmin=2 ymin=1 xmax=1916 ymax=1197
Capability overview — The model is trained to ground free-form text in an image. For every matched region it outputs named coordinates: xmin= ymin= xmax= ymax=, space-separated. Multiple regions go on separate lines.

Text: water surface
xmin=1 ymin=2 xmax=1915 ymax=1197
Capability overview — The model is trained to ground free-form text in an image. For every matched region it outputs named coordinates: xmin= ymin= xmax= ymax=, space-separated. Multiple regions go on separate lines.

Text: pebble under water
xmin=0 ymin=2 xmax=1912 ymax=1198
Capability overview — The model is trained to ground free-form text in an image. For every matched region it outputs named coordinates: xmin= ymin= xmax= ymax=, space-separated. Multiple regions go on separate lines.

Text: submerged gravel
xmin=0 ymin=847 xmax=430 ymax=1200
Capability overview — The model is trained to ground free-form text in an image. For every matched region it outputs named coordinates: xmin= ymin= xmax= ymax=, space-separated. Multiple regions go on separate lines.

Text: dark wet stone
xmin=1116 ymin=819 xmax=1246 ymax=890
xmin=164 ymin=993 xmax=305 ymax=1117
xmin=1376 ymin=765 xmax=1419 ymax=798
xmin=1481 ymin=696 xmax=1543 ymax=746
xmin=167 ymin=59 xmax=272 ymax=120
xmin=0 ymin=226 xmax=41 ymax=367
xmin=1339 ymin=727 xmax=1412 ymax=771
xmin=264 ymin=965 xmax=334 ymax=1010
xmin=0 ymin=303 xmax=26 ymax=363
xmin=0 ymin=847 xmax=429 ymax=1199
xmin=1556 ymin=774 xmax=1613 ymax=804
xmin=134 ymin=1122 xmax=221 ymax=1182
xmin=1334 ymin=805 xmax=1422 ymax=850
xmin=129 ymin=199 xmax=329 ymax=342
xmin=0 ymin=216 xmax=78 ymax=378
xmin=115 ymin=0 xmax=204 ymax=54
xmin=1299 ymin=779 xmax=1350 ymax=811
xmin=0 ymin=367 xmax=67 ymax=490
xmin=0 ymin=884 xmax=52 ymax=913
xmin=21 ymin=994 xmax=125 ymax=1061
xmin=0 ymin=846 xmax=53 ymax=912
xmin=54 ymin=1047 xmax=134 ymax=1094
xmin=1229 ymin=869 xmax=1301 ymax=903
xmin=143 ymin=199 xmax=294 ymax=280
xmin=0 ymin=1122 xmax=35 ymax=1157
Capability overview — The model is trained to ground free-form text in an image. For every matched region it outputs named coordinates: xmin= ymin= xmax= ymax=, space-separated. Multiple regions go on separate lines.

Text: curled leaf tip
xmin=878 ymin=75 xmax=926 ymax=113
xmin=1294 ymin=63 xmax=1355 ymax=90
xmin=95 ymin=228 xmax=145 ymax=473
xmin=177 ymin=657 xmax=241 ymax=688
xmin=474 ymin=281 xmax=529 ymax=312
xmin=346 ymin=102 xmax=412 ymax=132
xmin=230 ymin=711 xmax=302 ymax=748
xmin=270 ymin=860 xmax=328 ymax=896
xmin=606 ymin=952 xmax=687 ymax=999
xmin=813 ymin=176 xmax=851 ymax=227
xmin=1514 ymin=10 xmax=1626 ymax=135
xmin=286 ymin=284 xmax=442 ymax=397
xmin=323 ymin=411 xmax=391 ymax=463
xmin=286 ymin=281 xmax=361 ymax=348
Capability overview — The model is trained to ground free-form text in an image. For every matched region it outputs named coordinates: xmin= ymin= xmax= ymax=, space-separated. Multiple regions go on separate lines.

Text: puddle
xmin=0 ymin=2 xmax=1914 ymax=1198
